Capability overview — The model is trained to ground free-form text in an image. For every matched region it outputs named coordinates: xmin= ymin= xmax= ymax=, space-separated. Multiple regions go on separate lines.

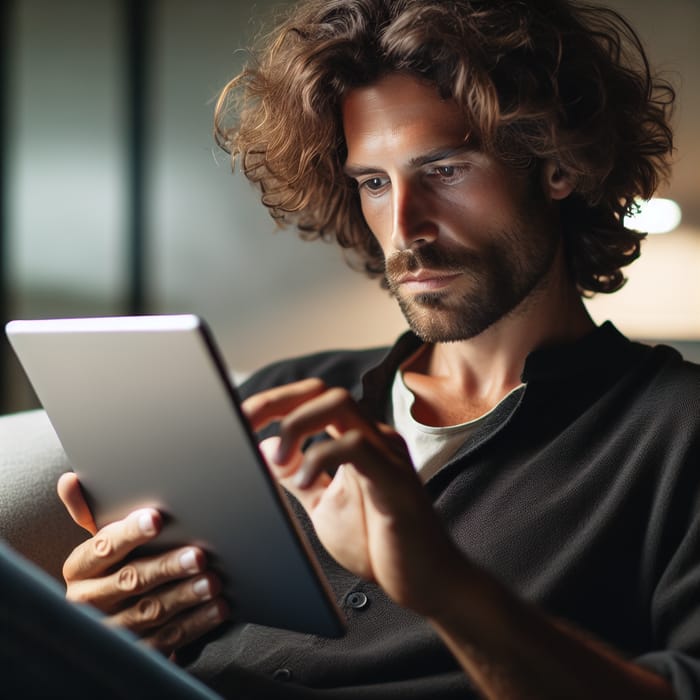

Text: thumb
xmin=258 ymin=436 xmax=331 ymax=512
xmin=258 ymin=436 xmax=300 ymax=480
xmin=57 ymin=472 xmax=98 ymax=535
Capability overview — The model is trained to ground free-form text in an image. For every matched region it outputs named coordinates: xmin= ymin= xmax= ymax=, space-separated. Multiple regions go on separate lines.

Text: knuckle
xmin=116 ymin=564 xmax=141 ymax=592
xmin=92 ymin=535 xmax=114 ymax=559
xmin=135 ymin=596 xmax=165 ymax=624
xmin=153 ymin=622 xmax=185 ymax=651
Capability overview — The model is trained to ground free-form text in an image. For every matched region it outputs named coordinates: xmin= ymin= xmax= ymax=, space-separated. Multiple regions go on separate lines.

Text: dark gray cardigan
xmin=186 ymin=322 xmax=700 ymax=699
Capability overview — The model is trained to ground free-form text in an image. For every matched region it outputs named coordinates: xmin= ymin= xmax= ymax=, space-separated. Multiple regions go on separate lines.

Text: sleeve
xmin=634 ymin=408 xmax=700 ymax=699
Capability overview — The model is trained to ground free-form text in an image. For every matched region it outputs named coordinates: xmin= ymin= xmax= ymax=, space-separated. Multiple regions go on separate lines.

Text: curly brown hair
xmin=214 ymin=0 xmax=675 ymax=294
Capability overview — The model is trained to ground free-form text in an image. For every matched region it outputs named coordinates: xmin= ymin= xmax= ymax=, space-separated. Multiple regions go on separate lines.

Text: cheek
xmin=359 ymin=198 xmax=392 ymax=252
xmin=443 ymin=181 xmax=524 ymax=234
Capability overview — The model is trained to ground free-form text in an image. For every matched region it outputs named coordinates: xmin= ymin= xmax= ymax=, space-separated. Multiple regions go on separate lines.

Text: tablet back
xmin=6 ymin=315 xmax=345 ymax=637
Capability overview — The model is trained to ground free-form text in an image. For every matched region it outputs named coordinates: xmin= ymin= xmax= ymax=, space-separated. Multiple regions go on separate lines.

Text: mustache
xmin=385 ymin=245 xmax=481 ymax=279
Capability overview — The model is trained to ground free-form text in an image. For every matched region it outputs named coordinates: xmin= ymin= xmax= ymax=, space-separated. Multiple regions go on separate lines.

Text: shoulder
xmin=635 ymin=342 xmax=700 ymax=406
xmin=236 ymin=345 xmax=390 ymax=400
xmin=625 ymin=342 xmax=700 ymax=448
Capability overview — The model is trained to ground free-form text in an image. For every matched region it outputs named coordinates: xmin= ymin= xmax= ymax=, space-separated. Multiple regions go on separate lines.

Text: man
xmin=58 ymin=0 xmax=700 ymax=698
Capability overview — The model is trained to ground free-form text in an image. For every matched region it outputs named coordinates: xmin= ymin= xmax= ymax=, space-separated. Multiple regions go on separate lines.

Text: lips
xmin=396 ymin=270 xmax=462 ymax=291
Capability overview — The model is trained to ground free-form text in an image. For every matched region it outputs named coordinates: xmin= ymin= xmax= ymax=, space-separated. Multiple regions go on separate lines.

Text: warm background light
xmin=625 ymin=198 xmax=683 ymax=235
xmin=585 ymin=225 xmax=700 ymax=340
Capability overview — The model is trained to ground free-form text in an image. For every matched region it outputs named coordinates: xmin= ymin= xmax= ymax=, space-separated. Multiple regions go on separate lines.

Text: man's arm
xmin=244 ymin=379 xmax=675 ymax=700
xmin=427 ymin=557 xmax=674 ymax=700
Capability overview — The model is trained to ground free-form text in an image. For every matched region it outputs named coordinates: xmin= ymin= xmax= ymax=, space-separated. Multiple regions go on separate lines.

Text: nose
xmin=391 ymin=179 xmax=438 ymax=251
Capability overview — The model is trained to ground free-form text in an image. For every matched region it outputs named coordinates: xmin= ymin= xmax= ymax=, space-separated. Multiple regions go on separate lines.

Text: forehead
xmin=341 ymin=73 xmax=471 ymax=164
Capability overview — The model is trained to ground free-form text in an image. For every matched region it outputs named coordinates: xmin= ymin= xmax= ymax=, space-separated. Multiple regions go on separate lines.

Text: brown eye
xmin=365 ymin=177 xmax=385 ymax=190
xmin=358 ymin=176 xmax=389 ymax=195
xmin=428 ymin=164 xmax=468 ymax=184
xmin=436 ymin=166 xmax=455 ymax=177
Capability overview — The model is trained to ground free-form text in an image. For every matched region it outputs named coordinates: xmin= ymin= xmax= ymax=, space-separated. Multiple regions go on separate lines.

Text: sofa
xmin=0 ymin=409 xmax=87 ymax=582
xmin=0 ymin=409 xmax=229 ymax=698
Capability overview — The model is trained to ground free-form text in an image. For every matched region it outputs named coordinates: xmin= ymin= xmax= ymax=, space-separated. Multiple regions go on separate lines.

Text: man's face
xmin=342 ymin=73 xmax=562 ymax=343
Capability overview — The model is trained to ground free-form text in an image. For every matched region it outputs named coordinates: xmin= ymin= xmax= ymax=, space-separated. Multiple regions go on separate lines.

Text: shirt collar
xmin=521 ymin=321 xmax=633 ymax=383
xmin=355 ymin=321 xmax=633 ymax=418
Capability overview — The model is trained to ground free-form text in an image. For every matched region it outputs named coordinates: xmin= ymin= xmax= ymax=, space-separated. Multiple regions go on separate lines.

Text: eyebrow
xmin=408 ymin=145 xmax=476 ymax=168
xmin=343 ymin=145 xmax=477 ymax=178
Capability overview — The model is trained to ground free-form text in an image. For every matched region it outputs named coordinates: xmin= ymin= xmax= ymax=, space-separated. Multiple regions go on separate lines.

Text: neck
xmin=402 ymin=249 xmax=595 ymax=426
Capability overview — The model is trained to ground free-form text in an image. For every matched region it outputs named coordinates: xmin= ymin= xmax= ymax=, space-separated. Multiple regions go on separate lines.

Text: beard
xmin=384 ymin=220 xmax=560 ymax=344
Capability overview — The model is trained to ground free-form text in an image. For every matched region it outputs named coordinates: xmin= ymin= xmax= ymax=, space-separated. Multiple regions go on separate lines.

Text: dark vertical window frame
xmin=0 ymin=0 xmax=13 ymax=412
xmin=124 ymin=0 xmax=151 ymax=315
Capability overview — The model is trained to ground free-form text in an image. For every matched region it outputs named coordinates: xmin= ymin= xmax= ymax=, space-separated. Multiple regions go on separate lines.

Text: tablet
xmin=6 ymin=315 xmax=346 ymax=638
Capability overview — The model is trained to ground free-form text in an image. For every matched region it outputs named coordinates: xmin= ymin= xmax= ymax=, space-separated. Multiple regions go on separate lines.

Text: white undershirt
xmin=389 ymin=369 xmax=525 ymax=483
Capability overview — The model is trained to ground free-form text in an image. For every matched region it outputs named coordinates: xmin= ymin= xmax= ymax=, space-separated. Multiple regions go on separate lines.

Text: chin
xmin=403 ymin=307 xmax=500 ymax=344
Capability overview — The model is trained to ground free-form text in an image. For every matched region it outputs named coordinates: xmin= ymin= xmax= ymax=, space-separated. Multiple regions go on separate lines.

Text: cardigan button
xmin=273 ymin=668 xmax=293 ymax=682
xmin=346 ymin=591 xmax=369 ymax=609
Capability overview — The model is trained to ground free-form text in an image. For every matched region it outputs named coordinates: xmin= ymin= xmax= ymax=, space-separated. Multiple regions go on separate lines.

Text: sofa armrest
xmin=0 ymin=409 xmax=87 ymax=582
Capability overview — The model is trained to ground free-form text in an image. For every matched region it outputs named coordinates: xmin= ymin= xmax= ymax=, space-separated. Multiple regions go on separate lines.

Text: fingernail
xmin=179 ymin=548 xmax=200 ymax=573
xmin=294 ymin=466 xmax=312 ymax=489
xmin=274 ymin=443 xmax=287 ymax=464
xmin=139 ymin=511 xmax=157 ymax=537
xmin=206 ymin=602 xmax=222 ymax=622
xmin=193 ymin=577 xmax=212 ymax=599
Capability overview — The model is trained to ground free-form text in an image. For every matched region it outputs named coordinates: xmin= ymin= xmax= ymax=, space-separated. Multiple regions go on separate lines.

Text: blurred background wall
xmin=1 ymin=0 xmax=698 ymax=413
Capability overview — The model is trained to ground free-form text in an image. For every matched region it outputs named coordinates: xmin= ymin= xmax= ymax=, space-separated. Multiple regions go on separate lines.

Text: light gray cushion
xmin=0 ymin=409 xmax=87 ymax=582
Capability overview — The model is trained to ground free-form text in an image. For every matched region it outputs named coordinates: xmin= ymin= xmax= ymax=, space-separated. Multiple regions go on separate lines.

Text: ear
xmin=541 ymin=160 xmax=575 ymax=201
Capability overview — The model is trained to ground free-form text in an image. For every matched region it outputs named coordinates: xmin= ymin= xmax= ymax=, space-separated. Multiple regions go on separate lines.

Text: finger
xmin=241 ymin=378 xmax=328 ymax=431
xmin=57 ymin=472 xmax=97 ymax=535
xmin=275 ymin=387 xmax=378 ymax=464
xmin=259 ymin=437 xmax=331 ymax=513
xmin=66 ymin=545 xmax=207 ymax=611
xmin=258 ymin=436 xmax=302 ymax=481
xmin=294 ymin=428 xmax=414 ymax=494
xmin=142 ymin=598 xmax=230 ymax=656
xmin=63 ymin=508 xmax=163 ymax=582
xmin=105 ymin=571 xmax=222 ymax=634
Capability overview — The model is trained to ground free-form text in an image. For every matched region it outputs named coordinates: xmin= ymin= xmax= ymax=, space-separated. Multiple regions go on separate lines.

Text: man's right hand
xmin=57 ymin=472 xmax=229 ymax=657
